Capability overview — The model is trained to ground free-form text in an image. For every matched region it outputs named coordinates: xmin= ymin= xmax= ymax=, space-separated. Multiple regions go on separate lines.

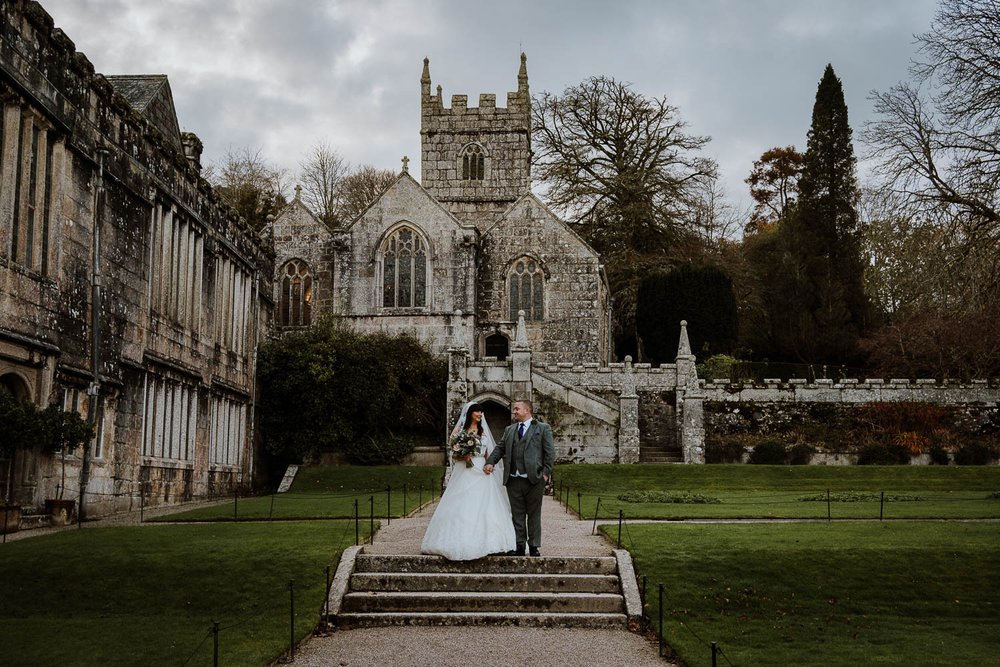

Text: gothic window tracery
xmin=381 ymin=226 xmax=427 ymax=308
xmin=508 ymin=257 xmax=544 ymax=321
xmin=461 ymin=144 xmax=485 ymax=181
xmin=280 ymin=259 xmax=312 ymax=327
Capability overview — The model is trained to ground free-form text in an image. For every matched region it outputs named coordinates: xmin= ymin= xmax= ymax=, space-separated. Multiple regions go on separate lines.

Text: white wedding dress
xmin=421 ymin=413 xmax=516 ymax=560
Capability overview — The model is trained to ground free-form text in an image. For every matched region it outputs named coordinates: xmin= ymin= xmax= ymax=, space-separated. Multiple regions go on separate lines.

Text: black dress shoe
xmin=507 ymin=544 xmax=526 ymax=556
xmin=528 ymin=546 xmax=540 ymax=557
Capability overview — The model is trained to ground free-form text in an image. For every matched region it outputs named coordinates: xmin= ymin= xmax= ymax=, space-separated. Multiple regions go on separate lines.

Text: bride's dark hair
xmin=463 ymin=403 xmax=484 ymax=435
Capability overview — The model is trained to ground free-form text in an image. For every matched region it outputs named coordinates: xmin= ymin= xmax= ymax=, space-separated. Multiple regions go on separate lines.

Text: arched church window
xmin=461 ymin=144 xmax=485 ymax=181
xmin=280 ymin=259 xmax=312 ymax=327
xmin=382 ymin=226 xmax=427 ymax=308
xmin=508 ymin=257 xmax=544 ymax=321
xmin=485 ymin=333 xmax=510 ymax=361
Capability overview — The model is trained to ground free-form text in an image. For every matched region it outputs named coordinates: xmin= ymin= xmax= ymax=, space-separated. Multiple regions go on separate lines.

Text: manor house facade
xmin=0 ymin=0 xmax=271 ymax=517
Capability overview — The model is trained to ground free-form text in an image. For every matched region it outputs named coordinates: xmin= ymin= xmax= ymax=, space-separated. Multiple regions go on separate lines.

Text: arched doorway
xmin=477 ymin=397 xmax=512 ymax=441
xmin=0 ymin=372 xmax=33 ymax=504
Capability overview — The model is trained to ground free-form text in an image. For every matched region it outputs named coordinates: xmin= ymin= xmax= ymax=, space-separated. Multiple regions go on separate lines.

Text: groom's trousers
xmin=506 ymin=476 xmax=545 ymax=548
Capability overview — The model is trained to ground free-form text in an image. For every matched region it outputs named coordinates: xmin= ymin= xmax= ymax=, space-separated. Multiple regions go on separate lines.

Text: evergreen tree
xmin=635 ymin=265 xmax=738 ymax=365
xmin=782 ymin=64 xmax=869 ymax=363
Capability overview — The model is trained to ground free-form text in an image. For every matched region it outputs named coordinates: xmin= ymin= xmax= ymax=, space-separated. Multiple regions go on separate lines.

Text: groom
xmin=484 ymin=399 xmax=555 ymax=557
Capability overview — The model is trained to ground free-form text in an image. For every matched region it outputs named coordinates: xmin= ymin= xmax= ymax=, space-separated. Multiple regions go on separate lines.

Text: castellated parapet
xmin=420 ymin=54 xmax=532 ymax=230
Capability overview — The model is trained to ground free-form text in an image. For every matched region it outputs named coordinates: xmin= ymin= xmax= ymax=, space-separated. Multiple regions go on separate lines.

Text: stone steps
xmin=330 ymin=551 xmax=630 ymax=629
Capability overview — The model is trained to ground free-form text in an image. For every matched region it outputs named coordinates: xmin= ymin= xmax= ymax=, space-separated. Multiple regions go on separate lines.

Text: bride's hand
xmin=483 ymin=464 xmax=494 ymax=475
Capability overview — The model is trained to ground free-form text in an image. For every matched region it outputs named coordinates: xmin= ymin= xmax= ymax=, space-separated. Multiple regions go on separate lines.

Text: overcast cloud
xmin=42 ymin=0 xmax=940 ymax=209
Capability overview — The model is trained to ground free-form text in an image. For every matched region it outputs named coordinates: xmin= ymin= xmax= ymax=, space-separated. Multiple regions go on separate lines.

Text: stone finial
xmin=513 ymin=310 xmax=529 ymax=349
xmin=294 ymin=184 xmax=302 ymax=201
xmin=180 ymin=131 xmax=203 ymax=173
xmin=401 ymin=156 xmax=409 ymax=174
xmin=677 ymin=320 xmax=693 ymax=358
xmin=421 ymin=57 xmax=430 ymax=83
xmin=518 ymin=52 xmax=528 ymax=92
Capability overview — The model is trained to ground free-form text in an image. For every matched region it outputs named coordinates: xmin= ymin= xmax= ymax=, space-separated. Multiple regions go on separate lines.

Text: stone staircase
xmin=329 ymin=549 xmax=638 ymax=629
xmin=639 ymin=443 xmax=683 ymax=463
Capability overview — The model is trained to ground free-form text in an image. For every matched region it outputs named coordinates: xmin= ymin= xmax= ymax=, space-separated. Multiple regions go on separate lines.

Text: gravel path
xmin=293 ymin=494 xmax=676 ymax=667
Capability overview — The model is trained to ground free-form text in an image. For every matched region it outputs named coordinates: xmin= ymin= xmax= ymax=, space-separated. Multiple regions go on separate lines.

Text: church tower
xmin=420 ymin=54 xmax=532 ymax=229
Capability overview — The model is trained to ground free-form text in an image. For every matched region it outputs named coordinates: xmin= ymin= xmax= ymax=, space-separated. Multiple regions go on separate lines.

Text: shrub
xmin=928 ymin=444 xmax=951 ymax=465
xmin=617 ymin=491 xmax=721 ymax=504
xmin=697 ymin=354 xmax=739 ymax=382
xmin=954 ymin=441 xmax=998 ymax=466
xmin=856 ymin=442 xmax=911 ymax=465
xmin=748 ymin=440 xmax=787 ymax=465
xmin=341 ymin=434 xmax=418 ymax=465
xmin=705 ymin=438 xmax=745 ymax=463
xmin=787 ymin=442 xmax=815 ymax=465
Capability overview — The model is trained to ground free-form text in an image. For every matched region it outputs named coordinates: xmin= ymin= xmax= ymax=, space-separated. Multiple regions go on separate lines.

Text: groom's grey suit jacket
xmin=487 ymin=419 xmax=555 ymax=485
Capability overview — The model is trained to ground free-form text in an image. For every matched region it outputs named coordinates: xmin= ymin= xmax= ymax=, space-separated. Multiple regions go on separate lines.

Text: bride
xmin=421 ymin=402 xmax=516 ymax=560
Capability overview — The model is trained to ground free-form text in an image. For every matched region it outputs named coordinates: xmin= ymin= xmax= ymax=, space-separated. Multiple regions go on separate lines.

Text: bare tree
xmin=864 ymin=0 xmax=1000 ymax=233
xmin=533 ymin=76 xmax=717 ymax=257
xmin=298 ymin=141 xmax=351 ymax=225
xmin=207 ymin=147 xmax=288 ymax=231
xmin=338 ymin=165 xmax=397 ymax=224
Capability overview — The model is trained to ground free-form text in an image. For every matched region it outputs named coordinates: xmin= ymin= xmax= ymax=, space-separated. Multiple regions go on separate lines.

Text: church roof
xmin=106 ymin=75 xmax=183 ymax=152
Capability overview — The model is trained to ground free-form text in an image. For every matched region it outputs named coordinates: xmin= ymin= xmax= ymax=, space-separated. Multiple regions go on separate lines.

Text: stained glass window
xmin=509 ymin=258 xmax=544 ymax=321
xmin=382 ymin=226 xmax=427 ymax=308
xmin=279 ymin=259 xmax=313 ymax=327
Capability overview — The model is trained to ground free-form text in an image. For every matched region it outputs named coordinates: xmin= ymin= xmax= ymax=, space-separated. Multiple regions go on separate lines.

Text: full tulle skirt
xmin=421 ymin=456 xmax=516 ymax=560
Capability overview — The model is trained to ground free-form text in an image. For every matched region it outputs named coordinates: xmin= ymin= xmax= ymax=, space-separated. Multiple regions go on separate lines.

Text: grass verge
xmin=0 ymin=521 xmax=367 ymax=666
xmin=557 ymin=465 xmax=1000 ymax=519
xmin=613 ymin=521 xmax=1000 ymax=667
xmin=155 ymin=465 xmax=444 ymax=522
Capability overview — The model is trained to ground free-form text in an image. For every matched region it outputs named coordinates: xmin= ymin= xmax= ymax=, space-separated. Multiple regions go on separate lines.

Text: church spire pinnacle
xmin=517 ymin=52 xmax=528 ymax=93
xmin=421 ymin=57 xmax=431 ymax=97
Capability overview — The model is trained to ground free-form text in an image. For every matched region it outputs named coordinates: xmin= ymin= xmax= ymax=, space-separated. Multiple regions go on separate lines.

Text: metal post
xmin=386 ymin=485 xmax=391 ymax=525
xmin=617 ymin=509 xmax=623 ymax=548
xmin=711 ymin=641 xmax=718 ymax=667
xmin=827 ymin=489 xmax=831 ymax=522
xmin=289 ymin=580 xmax=295 ymax=661
xmin=658 ymin=582 xmax=664 ymax=657
xmin=592 ymin=497 xmax=602 ymax=536
xmin=212 ymin=621 xmax=219 ymax=667
xmin=269 ymin=493 xmax=275 ymax=521
xmin=354 ymin=499 xmax=359 ymax=545
xmin=564 ymin=485 xmax=570 ymax=513
xmin=403 ymin=483 xmax=407 ymax=516
xmin=369 ymin=495 xmax=374 ymax=545
xmin=577 ymin=491 xmax=582 ymax=518
xmin=880 ymin=490 xmax=885 ymax=521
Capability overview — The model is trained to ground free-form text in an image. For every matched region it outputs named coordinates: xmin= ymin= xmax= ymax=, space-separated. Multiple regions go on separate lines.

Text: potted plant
xmin=41 ymin=405 xmax=94 ymax=526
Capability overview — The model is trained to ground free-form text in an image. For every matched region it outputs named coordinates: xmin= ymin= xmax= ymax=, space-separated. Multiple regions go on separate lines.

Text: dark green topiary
xmin=856 ymin=442 xmax=911 ymax=465
xmin=705 ymin=438 xmax=745 ymax=463
xmin=748 ymin=440 xmax=787 ymax=464
xmin=788 ymin=442 xmax=816 ymax=465
xmin=928 ymin=444 xmax=951 ymax=466
xmin=954 ymin=441 xmax=998 ymax=466
xmin=636 ymin=264 xmax=738 ymax=365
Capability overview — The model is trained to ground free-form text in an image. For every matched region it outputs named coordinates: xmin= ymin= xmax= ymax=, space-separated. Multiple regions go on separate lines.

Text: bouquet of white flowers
xmin=450 ymin=430 xmax=482 ymax=468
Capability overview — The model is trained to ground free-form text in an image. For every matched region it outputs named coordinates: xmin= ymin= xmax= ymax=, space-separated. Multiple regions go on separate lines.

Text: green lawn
xmin=156 ymin=465 xmax=444 ymax=522
xmin=556 ymin=465 xmax=1000 ymax=519
xmin=0 ymin=521 xmax=367 ymax=666
xmin=613 ymin=522 xmax=1000 ymax=667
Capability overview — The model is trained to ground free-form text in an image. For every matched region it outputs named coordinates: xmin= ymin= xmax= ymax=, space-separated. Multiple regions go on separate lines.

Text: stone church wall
xmin=0 ymin=0 xmax=272 ymax=516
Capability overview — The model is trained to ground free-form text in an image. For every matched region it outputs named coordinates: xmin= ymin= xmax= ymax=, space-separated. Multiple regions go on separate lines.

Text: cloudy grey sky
xmin=42 ymin=0 xmax=940 ymax=209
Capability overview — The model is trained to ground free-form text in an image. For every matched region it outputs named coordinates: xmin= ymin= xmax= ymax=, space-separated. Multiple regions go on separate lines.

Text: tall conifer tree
xmin=784 ymin=64 xmax=868 ymax=363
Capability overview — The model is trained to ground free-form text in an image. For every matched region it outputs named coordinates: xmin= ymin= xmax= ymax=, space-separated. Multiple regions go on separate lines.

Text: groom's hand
xmin=483 ymin=464 xmax=494 ymax=475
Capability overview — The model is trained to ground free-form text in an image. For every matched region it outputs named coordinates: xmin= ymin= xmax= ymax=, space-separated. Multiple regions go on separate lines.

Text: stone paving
xmin=293 ymin=494 xmax=676 ymax=667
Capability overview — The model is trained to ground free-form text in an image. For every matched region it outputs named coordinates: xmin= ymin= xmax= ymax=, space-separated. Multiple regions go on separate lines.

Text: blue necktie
xmin=517 ymin=423 xmax=525 ymax=439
